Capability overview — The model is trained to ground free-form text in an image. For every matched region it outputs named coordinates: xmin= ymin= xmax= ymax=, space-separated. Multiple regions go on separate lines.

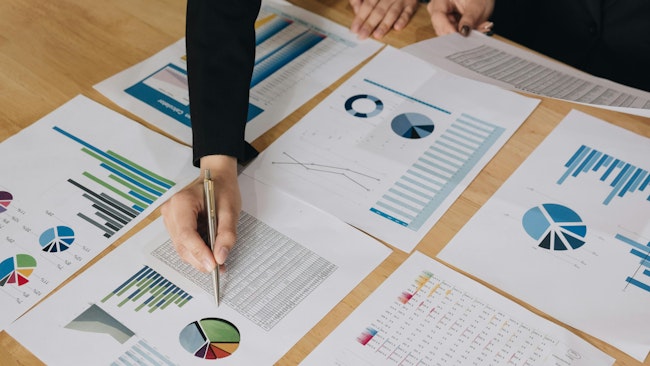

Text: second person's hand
xmin=349 ymin=0 xmax=419 ymax=40
xmin=427 ymin=0 xmax=494 ymax=36
xmin=161 ymin=154 xmax=240 ymax=273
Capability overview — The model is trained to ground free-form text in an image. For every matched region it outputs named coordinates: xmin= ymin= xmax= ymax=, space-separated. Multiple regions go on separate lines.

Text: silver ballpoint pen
xmin=203 ymin=169 xmax=220 ymax=306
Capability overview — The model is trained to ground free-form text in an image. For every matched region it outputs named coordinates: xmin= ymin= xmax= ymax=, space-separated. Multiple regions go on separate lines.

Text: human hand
xmin=427 ymin=0 xmax=494 ymax=36
xmin=161 ymin=155 xmax=240 ymax=273
xmin=349 ymin=0 xmax=419 ymax=40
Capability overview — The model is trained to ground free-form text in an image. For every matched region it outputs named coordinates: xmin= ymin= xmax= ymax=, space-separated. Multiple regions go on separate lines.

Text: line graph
xmin=272 ymin=152 xmax=380 ymax=191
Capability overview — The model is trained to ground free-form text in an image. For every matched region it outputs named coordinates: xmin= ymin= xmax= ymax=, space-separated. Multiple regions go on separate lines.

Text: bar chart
xmin=101 ymin=265 xmax=192 ymax=313
xmin=0 ymin=96 xmax=195 ymax=331
xmin=616 ymin=233 xmax=650 ymax=293
xmin=370 ymin=112 xmax=504 ymax=230
xmin=95 ymin=2 xmax=382 ymax=145
xmin=558 ymin=144 xmax=650 ymax=205
xmin=252 ymin=14 xmax=325 ymax=88
xmin=53 ymin=126 xmax=176 ymax=238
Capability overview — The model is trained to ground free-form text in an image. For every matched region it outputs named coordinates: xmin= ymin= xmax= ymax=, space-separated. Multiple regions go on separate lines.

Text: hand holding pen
xmin=161 ymin=155 xmax=242 ymax=304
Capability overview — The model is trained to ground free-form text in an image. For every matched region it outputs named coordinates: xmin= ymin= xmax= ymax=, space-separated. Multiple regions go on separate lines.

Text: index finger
xmin=161 ymin=187 xmax=216 ymax=272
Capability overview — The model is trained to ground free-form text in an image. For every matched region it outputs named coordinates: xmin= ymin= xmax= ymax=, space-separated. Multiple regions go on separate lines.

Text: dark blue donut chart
xmin=344 ymin=94 xmax=384 ymax=118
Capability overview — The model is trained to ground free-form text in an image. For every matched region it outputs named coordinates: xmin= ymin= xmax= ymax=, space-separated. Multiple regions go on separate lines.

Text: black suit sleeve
xmin=186 ymin=0 xmax=261 ymax=167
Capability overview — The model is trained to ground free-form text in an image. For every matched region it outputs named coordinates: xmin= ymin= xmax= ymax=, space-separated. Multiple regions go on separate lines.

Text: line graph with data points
xmin=272 ymin=152 xmax=381 ymax=191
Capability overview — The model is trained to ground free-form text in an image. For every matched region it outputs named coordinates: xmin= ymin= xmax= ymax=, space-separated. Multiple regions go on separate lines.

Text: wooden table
xmin=0 ymin=0 xmax=648 ymax=365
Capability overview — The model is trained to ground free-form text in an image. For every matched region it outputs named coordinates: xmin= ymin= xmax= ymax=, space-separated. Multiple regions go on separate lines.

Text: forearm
xmin=185 ymin=0 xmax=261 ymax=166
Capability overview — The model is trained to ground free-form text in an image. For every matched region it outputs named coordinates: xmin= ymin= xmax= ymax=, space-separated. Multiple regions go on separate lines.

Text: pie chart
xmin=344 ymin=94 xmax=383 ymax=118
xmin=39 ymin=226 xmax=75 ymax=252
xmin=0 ymin=191 xmax=12 ymax=214
xmin=179 ymin=318 xmax=240 ymax=359
xmin=522 ymin=203 xmax=587 ymax=251
xmin=391 ymin=113 xmax=435 ymax=139
xmin=0 ymin=254 xmax=37 ymax=287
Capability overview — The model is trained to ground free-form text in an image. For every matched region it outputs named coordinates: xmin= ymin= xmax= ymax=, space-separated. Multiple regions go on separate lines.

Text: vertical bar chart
xmin=53 ymin=126 xmax=176 ymax=238
xmin=371 ymin=113 xmax=505 ymax=230
xmin=101 ymin=265 xmax=192 ymax=313
xmin=558 ymin=144 xmax=650 ymax=205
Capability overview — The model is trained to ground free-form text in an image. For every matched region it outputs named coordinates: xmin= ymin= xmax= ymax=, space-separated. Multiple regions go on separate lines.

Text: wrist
xmin=199 ymin=155 xmax=238 ymax=177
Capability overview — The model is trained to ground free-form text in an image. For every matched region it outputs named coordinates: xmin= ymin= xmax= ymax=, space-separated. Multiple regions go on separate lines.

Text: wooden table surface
xmin=0 ymin=0 xmax=648 ymax=365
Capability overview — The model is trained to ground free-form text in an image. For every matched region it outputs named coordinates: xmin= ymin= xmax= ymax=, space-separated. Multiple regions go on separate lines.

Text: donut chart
xmin=179 ymin=318 xmax=240 ymax=359
xmin=391 ymin=113 xmax=434 ymax=139
xmin=522 ymin=203 xmax=587 ymax=251
xmin=0 ymin=191 xmax=12 ymax=214
xmin=39 ymin=226 xmax=76 ymax=252
xmin=0 ymin=254 xmax=37 ymax=286
xmin=344 ymin=94 xmax=383 ymax=118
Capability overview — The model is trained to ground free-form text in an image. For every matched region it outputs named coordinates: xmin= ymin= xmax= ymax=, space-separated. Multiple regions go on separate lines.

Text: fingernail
xmin=460 ymin=25 xmax=470 ymax=37
xmin=203 ymin=258 xmax=215 ymax=272
xmin=216 ymin=247 xmax=229 ymax=265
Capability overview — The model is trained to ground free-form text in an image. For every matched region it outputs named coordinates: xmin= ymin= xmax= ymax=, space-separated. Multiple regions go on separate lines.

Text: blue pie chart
xmin=522 ymin=203 xmax=587 ymax=251
xmin=391 ymin=113 xmax=434 ymax=139
xmin=39 ymin=226 xmax=75 ymax=252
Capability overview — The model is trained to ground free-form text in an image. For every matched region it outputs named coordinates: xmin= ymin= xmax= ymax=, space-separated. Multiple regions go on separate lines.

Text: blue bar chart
xmin=616 ymin=234 xmax=650 ymax=293
xmin=558 ymin=144 xmax=650 ymax=205
xmin=101 ymin=265 xmax=192 ymax=313
xmin=252 ymin=15 xmax=326 ymax=88
xmin=53 ymin=126 xmax=176 ymax=238
xmin=371 ymin=113 xmax=504 ymax=230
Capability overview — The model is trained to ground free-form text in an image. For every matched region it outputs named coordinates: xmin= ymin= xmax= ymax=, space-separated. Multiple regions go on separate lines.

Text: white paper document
xmin=94 ymin=0 xmax=383 ymax=145
xmin=0 ymin=95 xmax=197 ymax=331
xmin=302 ymin=251 xmax=614 ymax=366
xmin=244 ymin=46 xmax=540 ymax=252
xmin=438 ymin=110 xmax=650 ymax=361
xmin=7 ymin=174 xmax=391 ymax=365
xmin=403 ymin=33 xmax=650 ymax=118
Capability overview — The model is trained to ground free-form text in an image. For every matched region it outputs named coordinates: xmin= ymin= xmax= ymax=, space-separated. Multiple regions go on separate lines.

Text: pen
xmin=203 ymin=169 xmax=220 ymax=306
